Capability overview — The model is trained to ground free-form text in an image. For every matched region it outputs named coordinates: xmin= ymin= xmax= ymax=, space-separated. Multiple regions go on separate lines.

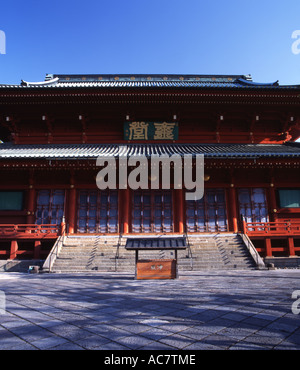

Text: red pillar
xmin=68 ymin=187 xmax=76 ymax=234
xmin=288 ymin=237 xmax=295 ymax=256
xmin=268 ymin=184 xmax=278 ymax=222
xmin=123 ymin=188 xmax=130 ymax=234
xmin=177 ymin=189 xmax=184 ymax=233
xmin=27 ymin=186 xmax=36 ymax=224
xmin=10 ymin=240 xmax=18 ymax=260
xmin=34 ymin=241 xmax=41 ymax=259
xmin=229 ymin=186 xmax=238 ymax=233
xmin=265 ymin=237 xmax=272 ymax=257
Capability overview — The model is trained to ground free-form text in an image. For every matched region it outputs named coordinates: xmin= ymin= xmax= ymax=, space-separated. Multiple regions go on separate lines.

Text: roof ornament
xmin=21 ymin=77 xmax=59 ymax=87
xmin=238 ymin=77 xmax=279 ymax=86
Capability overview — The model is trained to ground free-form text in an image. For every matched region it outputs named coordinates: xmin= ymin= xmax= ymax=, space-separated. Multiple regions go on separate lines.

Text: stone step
xmin=50 ymin=234 xmax=257 ymax=272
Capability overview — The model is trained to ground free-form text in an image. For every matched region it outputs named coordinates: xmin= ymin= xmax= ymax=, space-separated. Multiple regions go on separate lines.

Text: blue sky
xmin=0 ymin=0 xmax=300 ymax=85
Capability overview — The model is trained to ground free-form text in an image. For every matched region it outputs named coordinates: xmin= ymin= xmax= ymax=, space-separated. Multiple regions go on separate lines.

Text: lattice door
xmin=36 ymin=190 xmax=65 ymax=225
xmin=132 ymin=190 xmax=173 ymax=233
xmin=237 ymin=188 xmax=268 ymax=223
xmin=77 ymin=190 xmax=118 ymax=233
xmin=186 ymin=189 xmax=228 ymax=232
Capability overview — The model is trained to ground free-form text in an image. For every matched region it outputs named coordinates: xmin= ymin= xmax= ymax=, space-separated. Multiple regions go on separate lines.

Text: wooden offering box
xmin=136 ymin=259 xmax=177 ymax=280
xmin=125 ymin=237 xmax=186 ymax=280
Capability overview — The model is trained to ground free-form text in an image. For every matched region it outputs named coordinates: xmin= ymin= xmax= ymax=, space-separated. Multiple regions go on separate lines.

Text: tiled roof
xmin=125 ymin=237 xmax=187 ymax=250
xmin=0 ymin=74 xmax=299 ymax=89
xmin=0 ymin=143 xmax=300 ymax=159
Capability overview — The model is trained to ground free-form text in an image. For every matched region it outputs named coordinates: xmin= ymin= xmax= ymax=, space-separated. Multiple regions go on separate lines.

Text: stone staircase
xmin=50 ymin=233 xmax=257 ymax=273
xmin=180 ymin=234 xmax=257 ymax=270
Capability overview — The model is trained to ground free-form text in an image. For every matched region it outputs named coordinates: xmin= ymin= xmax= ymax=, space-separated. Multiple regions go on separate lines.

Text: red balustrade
xmin=0 ymin=224 xmax=62 ymax=239
xmin=243 ymin=220 xmax=300 ymax=237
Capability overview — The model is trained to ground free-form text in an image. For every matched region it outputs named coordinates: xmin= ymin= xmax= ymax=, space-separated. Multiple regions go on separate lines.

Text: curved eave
xmin=0 ymin=80 xmax=300 ymax=91
xmin=0 ymin=84 xmax=299 ymax=107
xmin=1 ymin=143 xmax=300 ymax=160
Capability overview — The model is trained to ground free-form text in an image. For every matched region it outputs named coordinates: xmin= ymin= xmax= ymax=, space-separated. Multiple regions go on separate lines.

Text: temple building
xmin=0 ymin=73 xmax=300 ymax=271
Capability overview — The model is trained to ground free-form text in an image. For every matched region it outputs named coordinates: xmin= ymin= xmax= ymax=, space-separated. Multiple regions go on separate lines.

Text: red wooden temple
xmin=0 ymin=73 xmax=300 ymax=265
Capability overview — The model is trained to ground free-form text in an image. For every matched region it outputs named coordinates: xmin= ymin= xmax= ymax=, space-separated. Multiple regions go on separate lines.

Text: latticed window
xmin=186 ymin=189 xmax=227 ymax=232
xmin=237 ymin=188 xmax=268 ymax=223
xmin=0 ymin=191 xmax=23 ymax=211
xmin=35 ymin=190 xmax=65 ymax=225
xmin=278 ymin=189 xmax=300 ymax=208
xmin=132 ymin=190 xmax=173 ymax=233
xmin=77 ymin=190 xmax=118 ymax=233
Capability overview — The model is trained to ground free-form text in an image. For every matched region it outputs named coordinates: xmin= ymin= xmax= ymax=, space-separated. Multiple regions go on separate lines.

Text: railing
xmin=115 ymin=233 xmax=123 ymax=272
xmin=243 ymin=220 xmax=300 ymax=236
xmin=42 ymin=221 xmax=66 ymax=272
xmin=239 ymin=233 xmax=265 ymax=269
xmin=0 ymin=224 xmax=61 ymax=239
xmin=185 ymin=232 xmax=193 ymax=271
xmin=42 ymin=235 xmax=64 ymax=272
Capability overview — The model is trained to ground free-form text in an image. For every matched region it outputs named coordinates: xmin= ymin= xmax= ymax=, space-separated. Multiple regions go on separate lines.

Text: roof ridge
xmin=51 ymin=73 xmax=252 ymax=81
xmin=1 ymin=73 xmax=300 ymax=89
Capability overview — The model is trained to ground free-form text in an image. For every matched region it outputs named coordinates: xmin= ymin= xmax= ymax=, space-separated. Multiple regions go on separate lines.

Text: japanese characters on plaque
xmin=124 ymin=121 xmax=178 ymax=141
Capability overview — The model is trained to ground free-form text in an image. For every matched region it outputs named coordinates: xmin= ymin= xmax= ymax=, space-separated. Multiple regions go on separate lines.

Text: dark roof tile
xmin=1 ymin=74 xmax=299 ymax=89
xmin=0 ymin=143 xmax=300 ymax=159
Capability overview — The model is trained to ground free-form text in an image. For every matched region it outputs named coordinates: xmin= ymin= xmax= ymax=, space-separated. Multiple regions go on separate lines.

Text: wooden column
xmin=265 ymin=237 xmax=272 ymax=257
xmin=10 ymin=240 xmax=18 ymax=260
xmin=34 ymin=241 xmax=41 ymax=259
xmin=27 ymin=186 xmax=36 ymax=224
xmin=123 ymin=188 xmax=130 ymax=234
xmin=27 ymin=170 xmax=36 ymax=224
xmin=229 ymin=185 xmax=238 ymax=233
xmin=177 ymin=189 xmax=184 ymax=234
xmin=288 ymin=237 xmax=296 ymax=256
xmin=68 ymin=186 xmax=76 ymax=234
xmin=268 ymin=181 xmax=278 ymax=222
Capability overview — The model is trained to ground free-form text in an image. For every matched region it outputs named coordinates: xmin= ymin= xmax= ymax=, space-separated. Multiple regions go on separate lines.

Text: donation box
xmin=125 ymin=237 xmax=187 ymax=280
xmin=136 ymin=259 xmax=177 ymax=280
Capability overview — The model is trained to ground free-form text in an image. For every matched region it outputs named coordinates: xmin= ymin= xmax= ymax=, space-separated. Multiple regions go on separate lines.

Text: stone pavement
xmin=0 ymin=269 xmax=300 ymax=351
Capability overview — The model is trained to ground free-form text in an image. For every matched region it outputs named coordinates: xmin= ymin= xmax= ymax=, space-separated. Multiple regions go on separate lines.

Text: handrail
xmin=42 ymin=235 xmax=65 ymax=272
xmin=239 ymin=232 xmax=266 ymax=269
xmin=185 ymin=232 xmax=193 ymax=271
xmin=42 ymin=221 xmax=66 ymax=272
xmin=115 ymin=233 xmax=122 ymax=272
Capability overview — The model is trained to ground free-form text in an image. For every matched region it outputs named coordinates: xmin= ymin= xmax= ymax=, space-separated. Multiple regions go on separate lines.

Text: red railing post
xmin=287 ymin=221 xmax=291 ymax=234
xmin=265 ymin=222 xmax=269 ymax=234
xmin=60 ymin=221 xmax=66 ymax=236
xmin=36 ymin=224 xmax=40 ymax=236
xmin=242 ymin=219 xmax=247 ymax=234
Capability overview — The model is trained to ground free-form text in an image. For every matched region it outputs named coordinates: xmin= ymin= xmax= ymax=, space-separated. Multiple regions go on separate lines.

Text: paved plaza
xmin=0 ymin=269 xmax=300 ymax=351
